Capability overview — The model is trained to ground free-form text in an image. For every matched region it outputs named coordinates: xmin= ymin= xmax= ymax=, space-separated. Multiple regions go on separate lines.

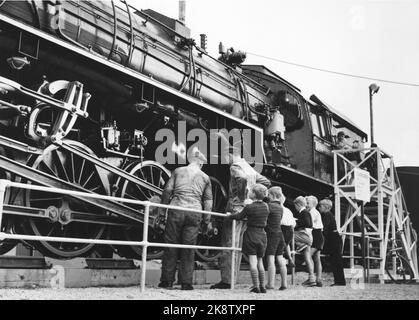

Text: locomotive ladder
xmin=333 ymin=147 xmax=418 ymax=283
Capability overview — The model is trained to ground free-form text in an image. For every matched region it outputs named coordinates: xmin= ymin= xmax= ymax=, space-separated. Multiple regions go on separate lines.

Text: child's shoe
xmin=250 ymin=287 xmax=261 ymax=293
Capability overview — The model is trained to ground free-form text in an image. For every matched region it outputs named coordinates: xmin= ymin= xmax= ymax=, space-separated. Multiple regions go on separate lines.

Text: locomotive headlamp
xmin=7 ymin=56 xmax=30 ymax=70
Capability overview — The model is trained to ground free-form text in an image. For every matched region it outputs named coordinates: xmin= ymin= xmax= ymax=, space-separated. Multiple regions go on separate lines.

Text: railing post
xmin=334 ymin=152 xmax=341 ymax=233
xmin=140 ymin=203 xmax=150 ymax=293
xmin=0 ymin=179 xmax=10 ymax=235
xmin=291 ymin=235 xmax=295 ymax=286
xmin=230 ymin=219 xmax=236 ymax=290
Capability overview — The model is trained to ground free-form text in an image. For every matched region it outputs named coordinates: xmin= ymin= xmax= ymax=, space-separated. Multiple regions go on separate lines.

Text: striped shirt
xmin=229 ymin=201 xmax=269 ymax=228
xmin=266 ymin=201 xmax=283 ymax=233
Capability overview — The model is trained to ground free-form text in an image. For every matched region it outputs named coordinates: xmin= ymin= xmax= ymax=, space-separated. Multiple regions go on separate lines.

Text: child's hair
xmin=294 ymin=196 xmax=307 ymax=207
xmin=319 ymin=199 xmax=333 ymax=210
xmin=306 ymin=195 xmax=318 ymax=207
xmin=251 ymin=184 xmax=268 ymax=201
xmin=268 ymin=186 xmax=284 ymax=201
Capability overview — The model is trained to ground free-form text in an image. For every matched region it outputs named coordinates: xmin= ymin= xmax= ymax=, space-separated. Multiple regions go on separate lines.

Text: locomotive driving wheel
xmin=195 ymin=177 xmax=227 ymax=262
xmin=23 ymin=140 xmax=110 ymax=258
xmin=115 ymin=160 xmax=171 ymax=260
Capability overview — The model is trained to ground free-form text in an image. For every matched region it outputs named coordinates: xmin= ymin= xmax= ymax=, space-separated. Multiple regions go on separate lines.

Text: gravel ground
xmin=0 ymin=282 xmax=418 ymax=300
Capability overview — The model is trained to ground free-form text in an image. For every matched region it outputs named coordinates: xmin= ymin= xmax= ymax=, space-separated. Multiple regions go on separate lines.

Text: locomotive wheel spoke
xmin=70 ymin=152 xmax=75 ymax=183
xmin=78 ymin=159 xmax=86 ymax=185
xmin=40 ymin=160 xmax=58 ymax=177
xmin=149 ymin=166 xmax=155 ymax=186
xmin=46 ymin=224 xmax=58 ymax=237
xmin=52 ymin=150 xmax=70 ymax=183
xmin=81 ymin=171 xmax=95 ymax=189
xmin=134 ymin=183 xmax=149 ymax=199
xmin=136 ymin=169 xmax=152 ymax=198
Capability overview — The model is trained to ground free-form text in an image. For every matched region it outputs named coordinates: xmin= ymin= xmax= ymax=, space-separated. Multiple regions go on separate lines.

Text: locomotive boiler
xmin=0 ymin=0 xmax=367 ymax=261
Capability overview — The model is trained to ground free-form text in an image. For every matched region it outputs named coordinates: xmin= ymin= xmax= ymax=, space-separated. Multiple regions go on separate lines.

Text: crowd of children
xmin=227 ymin=184 xmax=344 ymax=293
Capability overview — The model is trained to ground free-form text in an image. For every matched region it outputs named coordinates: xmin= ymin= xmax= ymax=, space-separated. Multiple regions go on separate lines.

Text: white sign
xmin=354 ymin=168 xmax=371 ymax=202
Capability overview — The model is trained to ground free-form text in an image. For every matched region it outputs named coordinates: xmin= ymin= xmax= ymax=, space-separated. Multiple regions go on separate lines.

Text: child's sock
xmin=250 ymin=269 xmax=260 ymax=288
xmin=258 ymin=269 xmax=265 ymax=288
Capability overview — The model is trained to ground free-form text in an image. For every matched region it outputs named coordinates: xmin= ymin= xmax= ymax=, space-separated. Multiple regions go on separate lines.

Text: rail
xmin=0 ymin=179 xmax=240 ymax=292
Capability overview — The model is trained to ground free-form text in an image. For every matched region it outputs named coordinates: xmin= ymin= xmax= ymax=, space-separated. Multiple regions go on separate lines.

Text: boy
xmin=293 ymin=196 xmax=316 ymax=287
xmin=280 ymin=195 xmax=296 ymax=268
xmin=266 ymin=187 xmax=288 ymax=290
xmin=306 ymin=195 xmax=324 ymax=287
xmin=227 ymin=184 xmax=269 ymax=293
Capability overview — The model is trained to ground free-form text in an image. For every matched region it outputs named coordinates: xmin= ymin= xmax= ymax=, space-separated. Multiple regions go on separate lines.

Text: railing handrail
xmin=0 ymin=180 xmax=227 ymax=218
xmin=0 ymin=179 xmax=240 ymax=291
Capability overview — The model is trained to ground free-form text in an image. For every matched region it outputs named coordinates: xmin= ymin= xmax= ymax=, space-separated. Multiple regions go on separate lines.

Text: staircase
xmin=334 ymin=147 xmax=418 ymax=283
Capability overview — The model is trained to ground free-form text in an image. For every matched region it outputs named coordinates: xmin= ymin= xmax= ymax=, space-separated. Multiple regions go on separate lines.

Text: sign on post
xmin=354 ymin=168 xmax=371 ymax=202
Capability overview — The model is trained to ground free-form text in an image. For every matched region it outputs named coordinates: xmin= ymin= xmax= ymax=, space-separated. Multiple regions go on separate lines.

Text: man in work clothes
xmin=211 ymin=147 xmax=271 ymax=289
xmin=158 ymin=150 xmax=213 ymax=290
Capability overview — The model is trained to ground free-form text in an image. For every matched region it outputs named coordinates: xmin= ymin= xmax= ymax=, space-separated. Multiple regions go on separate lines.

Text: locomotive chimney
xmin=179 ymin=0 xmax=186 ymax=24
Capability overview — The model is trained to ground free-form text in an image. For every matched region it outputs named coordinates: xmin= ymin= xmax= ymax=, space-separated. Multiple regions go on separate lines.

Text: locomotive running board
xmin=0 ymin=155 xmax=147 ymax=224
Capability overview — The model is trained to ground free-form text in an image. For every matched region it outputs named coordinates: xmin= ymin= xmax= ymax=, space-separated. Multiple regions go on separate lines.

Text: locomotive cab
xmin=308 ymin=94 xmax=367 ymax=183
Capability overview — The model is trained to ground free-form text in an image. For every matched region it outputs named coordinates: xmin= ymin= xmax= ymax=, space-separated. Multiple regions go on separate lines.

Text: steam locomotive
xmin=0 ymin=0 xmax=367 ymax=260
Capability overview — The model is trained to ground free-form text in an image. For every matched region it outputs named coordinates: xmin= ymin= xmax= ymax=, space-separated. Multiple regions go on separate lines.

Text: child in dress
xmin=227 ymin=184 xmax=269 ymax=293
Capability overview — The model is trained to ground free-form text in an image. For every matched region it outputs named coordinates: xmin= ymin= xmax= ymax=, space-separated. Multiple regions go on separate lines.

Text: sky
xmin=130 ymin=0 xmax=419 ymax=167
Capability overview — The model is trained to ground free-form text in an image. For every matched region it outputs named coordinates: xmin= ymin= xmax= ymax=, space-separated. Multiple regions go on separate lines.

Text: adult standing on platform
xmin=318 ymin=199 xmax=346 ymax=286
xmin=158 ymin=150 xmax=213 ymax=290
xmin=211 ymin=146 xmax=271 ymax=289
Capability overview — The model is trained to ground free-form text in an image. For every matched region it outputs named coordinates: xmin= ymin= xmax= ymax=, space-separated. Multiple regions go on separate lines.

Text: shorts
xmin=281 ymin=225 xmax=294 ymax=245
xmin=242 ymin=228 xmax=267 ymax=258
xmin=312 ymin=229 xmax=325 ymax=251
xmin=294 ymin=230 xmax=313 ymax=250
xmin=266 ymin=232 xmax=285 ymax=256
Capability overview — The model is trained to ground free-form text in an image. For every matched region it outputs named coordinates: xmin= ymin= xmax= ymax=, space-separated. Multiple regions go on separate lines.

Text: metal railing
xmin=0 ymin=179 xmax=240 ymax=291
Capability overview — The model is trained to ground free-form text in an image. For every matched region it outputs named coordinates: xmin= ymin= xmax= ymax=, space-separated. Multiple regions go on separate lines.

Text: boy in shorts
xmin=280 ymin=195 xmax=296 ymax=268
xmin=227 ymin=184 xmax=269 ymax=293
xmin=306 ymin=195 xmax=325 ymax=287
xmin=266 ymin=187 xmax=288 ymax=290
xmin=293 ymin=196 xmax=316 ymax=286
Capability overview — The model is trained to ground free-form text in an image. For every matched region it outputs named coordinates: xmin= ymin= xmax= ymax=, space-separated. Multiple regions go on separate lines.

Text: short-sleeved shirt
xmin=309 ymin=208 xmax=324 ymax=230
xmin=281 ymin=207 xmax=296 ymax=227
xmin=166 ymin=165 xmax=212 ymax=210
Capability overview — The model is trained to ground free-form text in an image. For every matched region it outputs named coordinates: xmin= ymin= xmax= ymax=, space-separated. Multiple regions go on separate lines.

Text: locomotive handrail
xmin=0 ymin=179 xmax=239 ymax=291
xmin=108 ymin=0 xmax=118 ymax=61
xmin=122 ymin=0 xmax=134 ymax=66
